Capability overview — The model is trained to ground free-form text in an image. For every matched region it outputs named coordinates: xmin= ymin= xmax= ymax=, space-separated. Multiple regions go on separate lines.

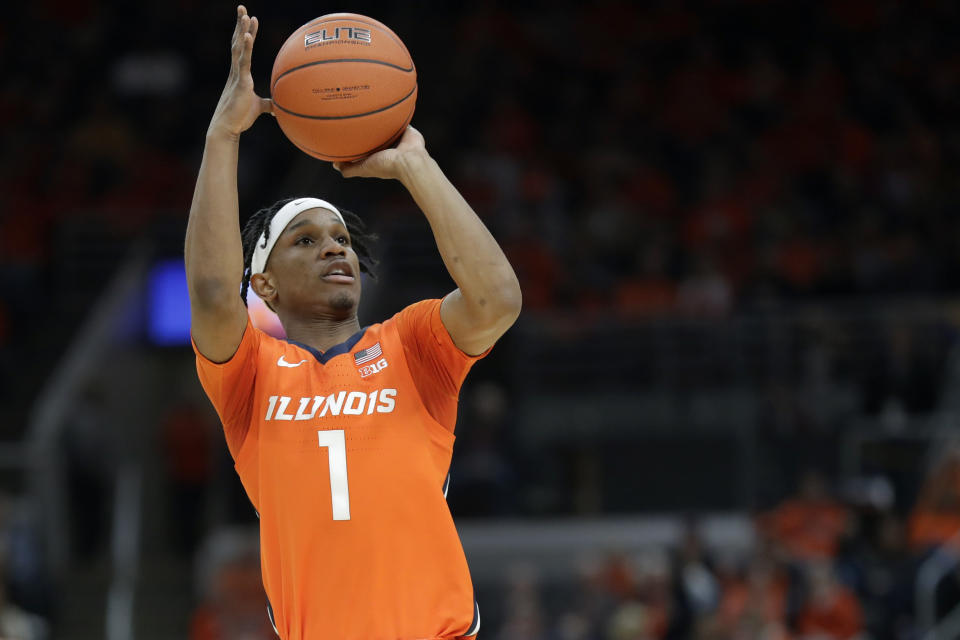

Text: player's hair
xmin=239 ymin=197 xmax=378 ymax=306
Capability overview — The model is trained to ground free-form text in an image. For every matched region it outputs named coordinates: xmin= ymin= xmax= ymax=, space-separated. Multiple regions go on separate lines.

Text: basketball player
xmin=184 ymin=6 xmax=521 ymax=640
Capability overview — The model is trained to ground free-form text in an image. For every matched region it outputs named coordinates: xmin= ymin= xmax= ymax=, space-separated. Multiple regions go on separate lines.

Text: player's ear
xmin=250 ymin=272 xmax=278 ymax=309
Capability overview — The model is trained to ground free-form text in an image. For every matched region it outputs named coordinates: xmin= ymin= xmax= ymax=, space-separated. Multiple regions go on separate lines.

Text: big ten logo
xmin=304 ymin=27 xmax=372 ymax=47
xmin=358 ymin=358 xmax=388 ymax=378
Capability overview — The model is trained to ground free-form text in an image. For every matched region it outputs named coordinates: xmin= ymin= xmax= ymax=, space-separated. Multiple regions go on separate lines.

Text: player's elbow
xmin=486 ymin=281 xmax=522 ymax=327
xmin=501 ymin=280 xmax=523 ymax=320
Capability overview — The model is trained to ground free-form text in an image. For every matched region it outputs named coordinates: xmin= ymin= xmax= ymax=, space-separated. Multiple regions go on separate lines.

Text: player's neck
xmin=282 ymin=315 xmax=363 ymax=354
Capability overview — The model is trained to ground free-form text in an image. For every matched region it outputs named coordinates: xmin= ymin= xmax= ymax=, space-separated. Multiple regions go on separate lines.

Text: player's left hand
xmin=332 ymin=126 xmax=429 ymax=181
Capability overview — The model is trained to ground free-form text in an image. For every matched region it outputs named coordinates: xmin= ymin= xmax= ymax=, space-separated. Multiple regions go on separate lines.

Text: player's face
xmin=263 ymin=208 xmax=363 ymax=318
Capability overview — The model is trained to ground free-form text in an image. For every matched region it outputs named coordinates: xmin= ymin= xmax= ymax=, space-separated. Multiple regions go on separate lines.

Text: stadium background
xmin=3 ymin=0 xmax=960 ymax=638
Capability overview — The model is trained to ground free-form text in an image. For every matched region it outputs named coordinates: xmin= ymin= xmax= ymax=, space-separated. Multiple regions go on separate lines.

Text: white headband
xmin=250 ymin=198 xmax=346 ymax=276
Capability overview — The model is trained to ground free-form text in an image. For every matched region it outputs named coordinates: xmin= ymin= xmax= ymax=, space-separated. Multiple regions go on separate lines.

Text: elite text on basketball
xmin=304 ymin=27 xmax=372 ymax=47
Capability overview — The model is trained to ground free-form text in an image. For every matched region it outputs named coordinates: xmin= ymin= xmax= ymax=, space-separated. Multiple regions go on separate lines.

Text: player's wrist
xmin=207 ymin=120 xmax=242 ymax=143
xmin=396 ymin=151 xmax=435 ymax=186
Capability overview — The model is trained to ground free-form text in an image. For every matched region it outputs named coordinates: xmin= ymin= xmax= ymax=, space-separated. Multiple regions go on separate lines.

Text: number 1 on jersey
xmin=317 ymin=430 xmax=351 ymax=520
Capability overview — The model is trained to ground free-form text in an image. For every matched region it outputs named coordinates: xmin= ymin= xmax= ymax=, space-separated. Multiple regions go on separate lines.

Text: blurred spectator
xmin=676 ymin=258 xmax=733 ymax=318
xmin=606 ymin=601 xmax=656 ymax=640
xmin=675 ymin=523 xmax=720 ymax=625
xmin=615 ymin=239 xmax=678 ymax=317
xmin=189 ymin=556 xmax=273 ymax=640
xmin=566 ymin=555 xmax=620 ymax=637
xmin=836 ymin=511 xmax=912 ymax=640
xmin=760 ymin=470 xmax=850 ymax=560
xmin=497 ymin=563 xmax=547 ymax=640
xmin=191 ymin=530 xmax=272 ymax=640
xmin=716 ymin=552 xmax=790 ymax=640
xmin=795 ymin=561 xmax=863 ymax=640
xmin=908 ymin=446 xmax=960 ymax=551
xmin=554 ymin=612 xmax=593 ymax=640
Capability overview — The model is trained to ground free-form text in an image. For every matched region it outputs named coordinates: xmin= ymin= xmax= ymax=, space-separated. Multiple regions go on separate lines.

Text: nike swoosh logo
xmin=277 ymin=356 xmax=307 ymax=368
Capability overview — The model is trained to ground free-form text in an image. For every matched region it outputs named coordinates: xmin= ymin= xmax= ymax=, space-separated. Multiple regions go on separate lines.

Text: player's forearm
xmin=184 ymin=129 xmax=245 ymax=308
xmin=398 ymin=154 xmax=521 ymax=317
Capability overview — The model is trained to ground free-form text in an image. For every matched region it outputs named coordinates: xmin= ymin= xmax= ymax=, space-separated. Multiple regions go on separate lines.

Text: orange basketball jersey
xmin=194 ymin=298 xmax=485 ymax=640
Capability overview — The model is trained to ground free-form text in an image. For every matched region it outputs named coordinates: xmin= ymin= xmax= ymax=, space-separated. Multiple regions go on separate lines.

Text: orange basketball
xmin=270 ymin=13 xmax=417 ymax=162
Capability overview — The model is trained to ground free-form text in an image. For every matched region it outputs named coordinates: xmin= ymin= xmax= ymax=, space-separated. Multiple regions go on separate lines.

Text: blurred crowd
xmin=183 ymin=458 xmax=960 ymax=640
xmin=492 ymin=462 xmax=960 ymax=640
xmin=3 ymin=0 xmax=960 ymax=371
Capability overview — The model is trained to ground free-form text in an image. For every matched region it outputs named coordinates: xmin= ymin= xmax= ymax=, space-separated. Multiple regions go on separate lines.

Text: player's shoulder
xmin=250 ymin=323 xmax=290 ymax=356
xmin=381 ymin=299 xmax=455 ymax=357
xmin=239 ymin=322 xmax=315 ymax=374
xmin=386 ymin=298 xmax=443 ymax=329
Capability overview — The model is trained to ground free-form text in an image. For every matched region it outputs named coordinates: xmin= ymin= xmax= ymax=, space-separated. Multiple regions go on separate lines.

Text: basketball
xmin=270 ymin=13 xmax=417 ymax=162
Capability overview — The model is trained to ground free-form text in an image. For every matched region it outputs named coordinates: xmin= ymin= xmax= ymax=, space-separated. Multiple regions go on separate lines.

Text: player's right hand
xmin=209 ymin=5 xmax=273 ymax=139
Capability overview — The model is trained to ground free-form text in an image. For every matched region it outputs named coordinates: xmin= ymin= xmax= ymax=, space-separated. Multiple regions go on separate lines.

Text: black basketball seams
xmin=271 ymin=58 xmax=415 ymax=93
xmin=285 ymin=106 xmax=414 ymax=160
xmin=273 ymin=84 xmax=417 ymax=121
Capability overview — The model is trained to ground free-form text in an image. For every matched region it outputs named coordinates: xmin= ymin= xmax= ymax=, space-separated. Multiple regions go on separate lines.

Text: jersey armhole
xmin=191 ymin=315 xmax=255 ymax=366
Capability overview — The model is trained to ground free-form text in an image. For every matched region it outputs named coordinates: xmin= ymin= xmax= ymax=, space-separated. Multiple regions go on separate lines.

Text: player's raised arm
xmin=185 ymin=5 xmax=273 ymax=363
xmin=334 ymin=126 xmax=522 ymax=355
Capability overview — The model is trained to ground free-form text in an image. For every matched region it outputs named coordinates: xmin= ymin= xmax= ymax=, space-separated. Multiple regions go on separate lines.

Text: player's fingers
xmin=332 ymin=161 xmax=360 ymax=178
xmin=232 ymin=14 xmax=250 ymax=65
xmin=260 ymin=98 xmax=274 ymax=116
xmin=250 ymin=16 xmax=260 ymax=42
xmin=399 ymin=125 xmax=425 ymax=147
xmin=231 ymin=7 xmax=248 ymax=55
xmin=238 ymin=31 xmax=253 ymax=72
xmin=231 ymin=6 xmax=245 ymax=45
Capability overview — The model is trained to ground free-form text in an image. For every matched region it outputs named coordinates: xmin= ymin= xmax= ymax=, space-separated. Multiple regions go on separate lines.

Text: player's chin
xmin=329 ymin=290 xmax=359 ymax=312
